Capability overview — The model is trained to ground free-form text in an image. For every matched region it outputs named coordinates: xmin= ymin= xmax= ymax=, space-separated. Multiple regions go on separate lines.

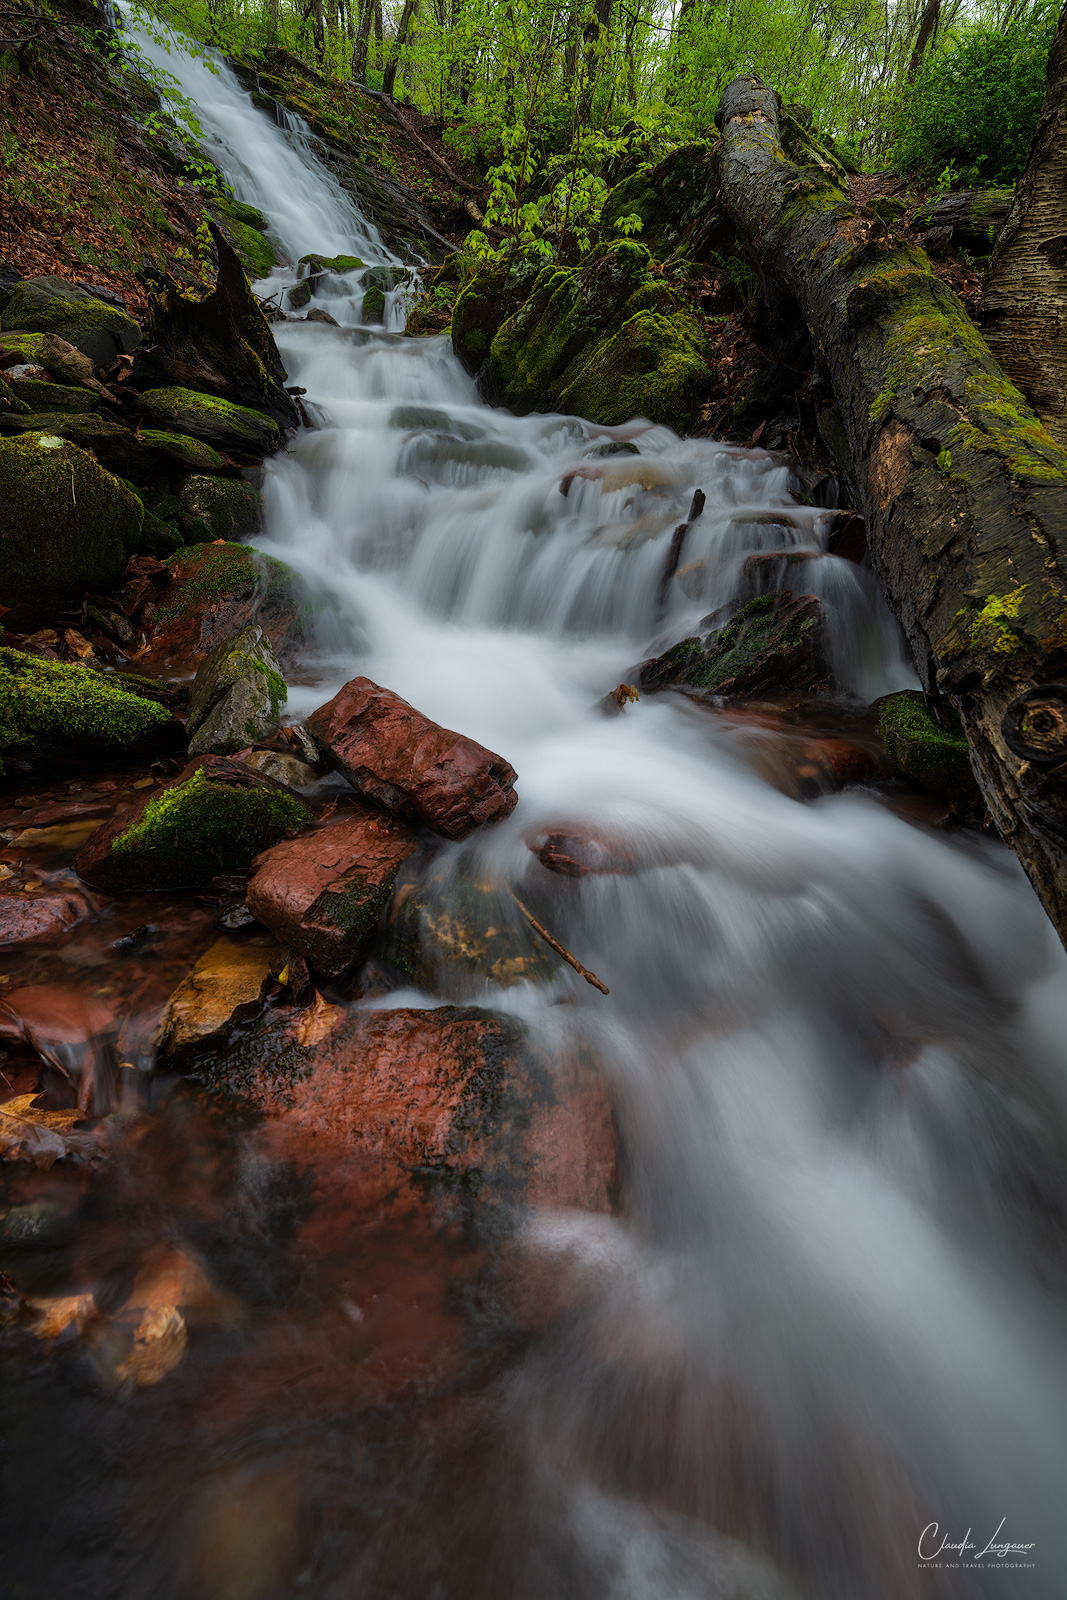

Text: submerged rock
xmin=0 ymin=649 xmax=176 ymax=767
xmin=155 ymin=937 xmax=276 ymax=1058
xmin=0 ymin=889 xmax=90 ymax=948
xmin=137 ymin=387 xmax=279 ymax=462
xmin=74 ymin=754 xmax=312 ymax=893
xmin=1 ymin=277 xmax=142 ymax=366
xmin=305 ymin=676 xmax=518 ymax=840
xmin=186 ymin=625 xmax=287 ymax=757
xmin=0 ymin=434 xmax=142 ymax=598
xmin=138 ymin=541 xmax=310 ymax=670
xmin=388 ymin=862 xmax=557 ymax=993
xmin=639 ymin=592 xmax=833 ymax=699
xmin=876 ymin=690 xmax=978 ymax=802
xmin=247 ymin=805 xmax=421 ymax=976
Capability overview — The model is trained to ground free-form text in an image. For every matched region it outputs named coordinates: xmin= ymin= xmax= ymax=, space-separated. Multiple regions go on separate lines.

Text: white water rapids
xmin=119 ymin=17 xmax=1067 ymax=1599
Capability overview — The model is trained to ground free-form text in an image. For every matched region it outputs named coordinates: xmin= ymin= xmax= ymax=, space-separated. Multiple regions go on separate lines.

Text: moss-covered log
xmin=715 ymin=74 xmax=1067 ymax=946
xmin=982 ymin=2 xmax=1067 ymax=447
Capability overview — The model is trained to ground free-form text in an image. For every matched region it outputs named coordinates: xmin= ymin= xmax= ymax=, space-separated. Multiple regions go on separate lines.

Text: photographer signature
xmin=918 ymin=1520 xmax=1036 ymax=1563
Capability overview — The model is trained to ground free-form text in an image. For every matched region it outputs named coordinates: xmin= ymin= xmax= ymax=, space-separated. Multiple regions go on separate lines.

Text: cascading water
xmin=89 ymin=16 xmax=1067 ymax=1598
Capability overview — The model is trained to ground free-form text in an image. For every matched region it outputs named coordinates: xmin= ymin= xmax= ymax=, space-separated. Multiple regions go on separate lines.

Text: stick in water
xmin=510 ymin=894 xmax=609 ymax=995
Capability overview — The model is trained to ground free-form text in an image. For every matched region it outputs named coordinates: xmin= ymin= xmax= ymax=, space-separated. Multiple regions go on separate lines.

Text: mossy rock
xmin=0 ymin=433 xmax=143 ymax=599
xmin=6 ymin=378 xmax=99 ymax=413
xmin=0 ymin=411 xmax=153 ymax=479
xmin=361 ymin=284 xmax=385 ymax=323
xmin=143 ymin=541 xmax=311 ymax=668
xmin=363 ymin=264 xmax=412 ymax=294
xmin=141 ymin=428 xmax=224 ymax=474
xmin=0 ymin=330 xmax=97 ymax=390
xmin=640 ymin=592 xmax=832 ymax=698
xmin=488 ymin=241 xmax=653 ymax=415
xmin=213 ymin=216 xmax=279 ymax=279
xmin=212 ymin=195 xmax=271 ymax=232
xmin=553 ymin=309 xmax=711 ymax=430
xmin=1 ymin=277 xmax=141 ymax=366
xmin=186 ymin=623 xmax=287 ymax=756
xmin=877 ymin=690 xmax=978 ymax=801
xmin=299 ymin=253 xmax=365 ymax=272
xmin=0 ymin=376 xmax=30 ymax=415
xmin=288 ymin=281 xmax=312 ymax=311
xmin=74 ymin=755 xmax=312 ymax=893
xmin=139 ymin=509 xmax=184 ymax=559
xmin=450 ymin=247 xmax=552 ymax=373
xmin=600 ymin=143 xmax=718 ymax=259
xmin=178 ymin=475 xmax=262 ymax=541
xmin=0 ymin=648 xmax=174 ymax=767
xmin=138 ymin=386 xmax=279 ymax=461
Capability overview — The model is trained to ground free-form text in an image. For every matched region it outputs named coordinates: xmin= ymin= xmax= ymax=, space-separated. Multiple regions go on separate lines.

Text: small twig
xmin=510 ymin=893 xmax=609 ymax=995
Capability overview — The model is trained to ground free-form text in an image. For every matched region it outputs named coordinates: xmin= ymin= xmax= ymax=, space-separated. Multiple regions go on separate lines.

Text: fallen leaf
xmin=0 ymin=1092 xmax=90 ymax=1166
xmin=24 ymin=1292 xmax=97 ymax=1339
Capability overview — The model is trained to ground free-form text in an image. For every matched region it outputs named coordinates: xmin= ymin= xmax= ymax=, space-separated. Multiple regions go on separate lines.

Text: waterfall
xmin=106 ymin=15 xmax=1067 ymax=1597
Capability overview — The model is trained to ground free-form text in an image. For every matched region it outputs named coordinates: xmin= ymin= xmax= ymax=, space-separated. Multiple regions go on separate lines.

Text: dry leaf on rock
xmin=0 ymin=1093 xmax=88 ymax=1166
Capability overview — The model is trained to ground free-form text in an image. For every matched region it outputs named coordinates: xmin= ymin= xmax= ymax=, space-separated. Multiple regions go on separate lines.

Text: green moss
xmin=179 ymin=475 xmax=262 ymax=540
xmin=878 ymin=690 xmax=976 ymax=800
xmin=0 ymin=648 xmax=170 ymax=759
xmin=214 ymin=217 xmax=278 ymax=279
xmin=6 ymin=379 xmax=98 ymax=413
xmin=0 ymin=432 xmax=143 ymax=597
xmin=211 ymin=195 xmax=271 ymax=231
xmin=107 ymin=765 xmax=311 ymax=890
xmin=946 ymin=586 xmax=1029 ymax=658
xmin=557 ymin=308 xmax=710 ymax=429
xmin=361 ymin=284 xmax=386 ymax=323
xmin=0 ymin=281 xmax=141 ymax=366
xmin=599 ymin=143 xmax=717 ymax=259
xmin=141 ymin=429 xmax=223 ymax=473
xmin=153 ymin=542 xmax=304 ymax=628
xmin=300 ymin=252 xmax=366 ymax=272
xmin=138 ymin=387 xmax=279 ymax=458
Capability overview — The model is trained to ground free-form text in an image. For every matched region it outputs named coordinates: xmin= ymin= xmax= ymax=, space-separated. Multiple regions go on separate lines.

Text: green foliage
xmin=888 ymin=4 xmax=1057 ymax=184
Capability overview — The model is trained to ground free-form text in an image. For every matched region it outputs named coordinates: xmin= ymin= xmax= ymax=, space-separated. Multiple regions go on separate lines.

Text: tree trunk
xmin=982 ymin=1 xmax=1067 ymax=450
xmin=906 ymin=0 xmax=940 ymax=79
xmin=714 ymin=74 xmax=1067 ymax=948
xmin=382 ymin=0 xmax=418 ymax=97
xmin=351 ymin=0 xmax=374 ymax=82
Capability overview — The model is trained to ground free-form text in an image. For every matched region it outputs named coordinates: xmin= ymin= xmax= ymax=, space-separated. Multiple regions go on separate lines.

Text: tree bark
xmin=382 ymin=0 xmax=418 ymax=97
xmin=715 ymin=74 xmax=1067 ymax=947
xmin=982 ymin=1 xmax=1067 ymax=450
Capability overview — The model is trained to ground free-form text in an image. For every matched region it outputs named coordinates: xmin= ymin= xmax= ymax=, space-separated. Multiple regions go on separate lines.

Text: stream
xmin=7 ymin=16 xmax=1067 ymax=1599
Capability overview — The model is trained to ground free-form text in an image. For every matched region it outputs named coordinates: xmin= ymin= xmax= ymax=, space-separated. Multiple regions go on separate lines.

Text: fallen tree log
xmin=982 ymin=1 xmax=1067 ymax=447
xmin=714 ymin=74 xmax=1067 ymax=947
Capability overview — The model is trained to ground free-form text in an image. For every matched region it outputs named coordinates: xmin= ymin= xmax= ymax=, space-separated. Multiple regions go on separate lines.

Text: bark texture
xmin=982 ymin=1 xmax=1067 ymax=447
xmin=715 ymin=74 xmax=1067 ymax=946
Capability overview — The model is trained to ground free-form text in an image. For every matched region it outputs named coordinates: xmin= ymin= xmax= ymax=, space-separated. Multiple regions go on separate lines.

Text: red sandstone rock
xmin=247 ymin=806 xmax=420 ymax=976
xmin=241 ymin=1003 xmax=619 ymax=1230
xmin=529 ymin=828 xmax=638 ymax=878
xmin=305 ymin=678 xmax=518 ymax=841
xmin=0 ymin=890 xmax=89 ymax=948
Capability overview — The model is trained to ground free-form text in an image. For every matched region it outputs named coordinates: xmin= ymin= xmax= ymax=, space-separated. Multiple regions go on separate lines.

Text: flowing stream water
xmin=55 ymin=17 xmax=1067 ymax=1598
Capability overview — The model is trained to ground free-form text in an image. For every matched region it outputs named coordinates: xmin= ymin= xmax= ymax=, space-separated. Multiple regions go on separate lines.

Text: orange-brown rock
xmin=305 ymin=678 xmax=518 ymax=841
xmin=154 ymin=937 xmax=276 ymax=1058
xmin=247 ymin=806 xmax=420 ymax=977
xmin=134 ymin=543 xmax=309 ymax=672
xmin=529 ymin=828 xmax=638 ymax=878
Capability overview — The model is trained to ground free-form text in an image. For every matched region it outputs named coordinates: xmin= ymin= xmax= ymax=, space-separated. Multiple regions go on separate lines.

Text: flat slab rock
xmin=247 ymin=805 xmax=420 ymax=976
xmin=306 ymin=677 xmax=518 ymax=841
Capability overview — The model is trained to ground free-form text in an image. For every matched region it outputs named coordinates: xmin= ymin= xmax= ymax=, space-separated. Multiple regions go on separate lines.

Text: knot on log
xmin=1003 ymin=685 xmax=1067 ymax=764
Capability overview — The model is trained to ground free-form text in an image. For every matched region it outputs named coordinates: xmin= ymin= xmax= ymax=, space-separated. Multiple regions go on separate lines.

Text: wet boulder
xmin=227 ymin=1004 xmax=619 ymax=1228
xmin=639 ymin=592 xmax=833 ymax=699
xmin=247 ymin=805 xmax=421 ymax=976
xmin=178 ymin=474 xmax=262 ymax=540
xmin=876 ymin=690 xmax=979 ymax=802
xmin=0 ymin=277 xmax=142 ymax=366
xmin=134 ymin=227 xmax=296 ymax=429
xmin=529 ymin=828 xmax=638 ymax=878
xmin=186 ymin=624 xmax=287 ymax=757
xmin=0 ymin=649 xmax=176 ymax=767
xmin=0 ymin=434 xmax=143 ymax=598
xmin=552 ymin=308 xmax=711 ymax=431
xmin=0 ymin=330 xmax=106 ymax=395
xmin=154 ymin=937 xmax=276 ymax=1058
xmin=450 ymin=246 xmax=554 ymax=374
xmin=137 ymin=541 xmax=310 ymax=671
xmin=305 ymin=677 xmax=518 ymax=840
xmin=137 ymin=387 xmax=279 ymax=463
xmin=7 ymin=378 xmax=99 ymax=413
xmin=74 ymin=754 xmax=312 ymax=893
